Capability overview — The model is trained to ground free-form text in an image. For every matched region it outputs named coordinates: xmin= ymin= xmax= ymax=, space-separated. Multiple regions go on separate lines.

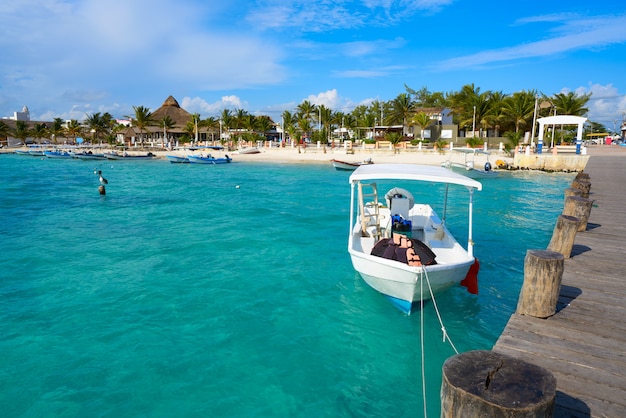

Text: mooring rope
xmin=419 ymin=268 xmax=461 ymax=417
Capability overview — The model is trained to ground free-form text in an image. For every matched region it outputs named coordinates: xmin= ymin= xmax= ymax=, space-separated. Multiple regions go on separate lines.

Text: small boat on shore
xmin=331 ymin=158 xmax=373 ymax=171
xmin=237 ymin=147 xmax=261 ymax=155
xmin=104 ymin=151 xmax=155 ymax=160
xmin=187 ymin=154 xmax=232 ymax=164
xmin=166 ymin=155 xmax=190 ymax=164
xmin=348 ymin=164 xmax=482 ymax=313
xmin=442 ymin=148 xmax=499 ymax=179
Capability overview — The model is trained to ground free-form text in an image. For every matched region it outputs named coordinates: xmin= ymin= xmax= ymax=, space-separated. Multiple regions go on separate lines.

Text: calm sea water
xmin=0 ymin=154 xmax=573 ymax=417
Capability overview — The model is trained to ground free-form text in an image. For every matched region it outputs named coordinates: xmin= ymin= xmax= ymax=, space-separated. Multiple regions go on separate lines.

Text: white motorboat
xmin=442 ymin=148 xmax=499 ymax=179
xmin=236 ymin=147 xmax=261 ymax=154
xmin=166 ymin=155 xmax=190 ymax=164
xmin=331 ymin=158 xmax=373 ymax=171
xmin=187 ymin=154 xmax=232 ymax=164
xmin=348 ymin=164 xmax=482 ymax=313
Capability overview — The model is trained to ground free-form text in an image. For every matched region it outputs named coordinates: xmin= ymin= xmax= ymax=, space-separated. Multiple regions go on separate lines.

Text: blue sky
xmin=1 ymin=0 xmax=626 ymax=131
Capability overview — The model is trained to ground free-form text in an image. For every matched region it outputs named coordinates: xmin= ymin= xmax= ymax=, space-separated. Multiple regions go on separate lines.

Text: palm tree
xmin=203 ymin=116 xmax=220 ymax=143
xmin=32 ymin=123 xmax=49 ymax=144
xmin=501 ymin=91 xmax=536 ymax=133
xmin=220 ymin=109 xmax=234 ymax=143
xmin=255 ymin=116 xmax=273 ymax=142
xmin=448 ymin=84 xmax=492 ymax=138
xmin=13 ymin=120 xmax=30 ymax=145
xmin=49 ymin=118 xmax=66 ymax=145
xmin=550 ymin=92 xmax=590 ymax=116
xmin=386 ymin=132 xmax=403 ymax=153
xmin=388 ymin=93 xmax=414 ymax=136
xmin=410 ymin=111 xmax=434 ymax=142
xmin=281 ymin=110 xmax=297 ymax=144
xmin=65 ymin=120 xmax=82 ymax=144
xmin=159 ymin=115 xmax=175 ymax=148
xmin=85 ymin=112 xmax=110 ymax=144
xmin=296 ymin=100 xmax=316 ymax=122
xmin=0 ymin=121 xmax=10 ymax=146
xmin=128 ymin=106 xmax=154 ymax=147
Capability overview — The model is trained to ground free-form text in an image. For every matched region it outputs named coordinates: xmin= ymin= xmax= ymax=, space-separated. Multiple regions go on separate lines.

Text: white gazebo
xmin=536 ymin=115 xmax=587 ymax=154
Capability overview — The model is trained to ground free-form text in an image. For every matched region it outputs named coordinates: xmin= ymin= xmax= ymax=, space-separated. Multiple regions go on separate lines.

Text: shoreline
xmin=2 ymin=144 xmax=624 ymax=169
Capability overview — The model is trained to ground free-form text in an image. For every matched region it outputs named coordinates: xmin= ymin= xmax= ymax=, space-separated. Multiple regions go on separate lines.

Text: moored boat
xmin=44 ymin=150 xmax=73 ymax=159
xmin=166 ymin=155 xmax=190 ymax=164
xmin=236 ymin=147 xmax=261 ymax=155
xmin=70 ymin=151 xmax=107 ymax=160
xmin=104 ymin=151 xmax=155 ymax=160
xmin=441 ymin=148 xmax=499 ymax=179
xmin=187 ymin=154 xmax=232 ymax=164
xmin=331 ymin=158 xmax=373 ymax=171
xmin=348 ymin=164 xmax=482 ymax=313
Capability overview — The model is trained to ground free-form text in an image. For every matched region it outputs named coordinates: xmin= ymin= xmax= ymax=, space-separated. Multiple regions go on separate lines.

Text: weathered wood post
xmin=570 ymin=179 xmax=591 ymax=198
xmin=575 ymin=171 xmax=590 ymax=181
xmin=547 ymin=215 xmax=580 ymax=259
xmin=98 ymin=185 xmax=106 ymax=195
xmin=516 ymin=250 xmax=564 ymax=318
xmin=441 ymin=350 xmax=556 ymax=417
xmin=564 ymin=187 xmax=582 ymax=202
xmin=563 ymin=196 xmax=594 ymax=232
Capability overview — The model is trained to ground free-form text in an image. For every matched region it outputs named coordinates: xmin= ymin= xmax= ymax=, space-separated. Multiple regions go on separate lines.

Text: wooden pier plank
xmin=493 ymin=155 xmax=626 ymax=417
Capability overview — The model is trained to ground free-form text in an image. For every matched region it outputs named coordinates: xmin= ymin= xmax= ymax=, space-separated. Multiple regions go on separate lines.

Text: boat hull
xmin=166 ymin=155 xmax=189 ymax=163
xmin=237 ymin=147 xmax=261 ymax=154
xmin=187 ymin=155 xmax=232 ymax=164
xmin=445 ymin=162 xmax=499 ymax=179
xmin=44 ymin=151 xmax=73 ymax=159
xmin=331 ymin=159 xmax=373 ymax=171
xmin=349 ymin=249 xmax=473 ymax=309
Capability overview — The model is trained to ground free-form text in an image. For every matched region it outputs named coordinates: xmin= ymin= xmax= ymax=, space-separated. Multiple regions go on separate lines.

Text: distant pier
xmin=493 ymin=154 xmax=626 ymax=416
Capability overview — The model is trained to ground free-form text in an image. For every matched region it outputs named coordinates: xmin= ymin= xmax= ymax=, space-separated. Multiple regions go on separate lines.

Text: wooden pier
xmin=493 ymin=154 xmax=626 ymax=417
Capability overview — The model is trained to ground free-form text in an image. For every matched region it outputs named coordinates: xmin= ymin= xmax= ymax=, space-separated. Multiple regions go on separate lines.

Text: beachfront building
xmin=2 ymin=105 xmax=31 ymax=122
xmin=118 ymin=96 xmax=199 ymax=148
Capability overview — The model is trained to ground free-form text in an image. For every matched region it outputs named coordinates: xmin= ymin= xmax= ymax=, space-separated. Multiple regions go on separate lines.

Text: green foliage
xmin=435 ymin=140 xmax=448 ymax=153
xmin=465 ymin=137 xmax=483 ymax=148
xmin=503 ymin=130 xmax=523 ymax=153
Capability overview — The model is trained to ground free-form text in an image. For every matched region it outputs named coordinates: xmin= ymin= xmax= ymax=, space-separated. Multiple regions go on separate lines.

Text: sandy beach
xmin=3 ymin=143 xmax=623 ymax=168
xmin=166 ymin=145 xmax=506 ymax=167
xmin=165 ymin=143 xmax=625 ymax=167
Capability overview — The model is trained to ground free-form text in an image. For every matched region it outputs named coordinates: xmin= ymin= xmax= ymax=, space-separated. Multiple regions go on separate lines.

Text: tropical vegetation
xmin=1 ymin=84 xmax=600 ymax=150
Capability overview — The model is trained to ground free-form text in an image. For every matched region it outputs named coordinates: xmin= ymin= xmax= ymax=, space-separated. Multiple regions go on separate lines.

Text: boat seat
xmin=389 ymin=196 xmax=411 ymax=220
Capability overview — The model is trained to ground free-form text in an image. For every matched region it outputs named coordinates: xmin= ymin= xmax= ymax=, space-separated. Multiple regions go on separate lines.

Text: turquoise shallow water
xmin=0 ymin=154 xmax=573 ymax=417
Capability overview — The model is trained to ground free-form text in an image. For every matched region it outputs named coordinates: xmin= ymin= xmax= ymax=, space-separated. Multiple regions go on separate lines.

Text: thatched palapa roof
xmin=150 ymin=95 xmax=193 ymax=129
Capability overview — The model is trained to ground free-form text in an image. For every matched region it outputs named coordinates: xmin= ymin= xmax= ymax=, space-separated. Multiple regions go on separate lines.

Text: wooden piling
xmin=564 ymin=187 xmax=582 ymax=202
xmin=547 ymin=215 xmax=580 ymax=259
xmin=571 ymin=179 xmax=591 ymax=198
xmin=441 ymin=350 xmax=556 ymax=418
xmin=575 ymin=171 xmax=590 ymax=181
xmin=98 ymin=185 xmax=106 ymax=195
xmin=516 ymin=250 xmax=564 ymax=318
xmin=563 ymin=196 xmax=594 ymax=231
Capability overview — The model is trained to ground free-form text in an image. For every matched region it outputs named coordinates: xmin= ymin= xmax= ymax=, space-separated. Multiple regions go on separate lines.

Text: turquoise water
xmin=0 ymin=154 xmax=573 ymax=417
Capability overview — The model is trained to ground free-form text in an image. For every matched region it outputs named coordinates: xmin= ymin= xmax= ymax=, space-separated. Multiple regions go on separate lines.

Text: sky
xmin=1 ymin=0 xmax=626 ymax=131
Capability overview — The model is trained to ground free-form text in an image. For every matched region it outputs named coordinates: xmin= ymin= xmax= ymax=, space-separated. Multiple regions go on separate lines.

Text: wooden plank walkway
xmin=493 ymin=153 xmax=626 ymax=417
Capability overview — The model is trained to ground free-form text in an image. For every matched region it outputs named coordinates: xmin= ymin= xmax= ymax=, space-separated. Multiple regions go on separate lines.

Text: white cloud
xmin=571 ymin=83 xmax=626 ymax=129
xmin=181 ymin=96 xmax=249 ymax=117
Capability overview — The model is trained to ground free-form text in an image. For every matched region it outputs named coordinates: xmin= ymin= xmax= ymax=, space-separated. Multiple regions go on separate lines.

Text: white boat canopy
xmin=349 ymin=164 xmax=482 ymax=191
